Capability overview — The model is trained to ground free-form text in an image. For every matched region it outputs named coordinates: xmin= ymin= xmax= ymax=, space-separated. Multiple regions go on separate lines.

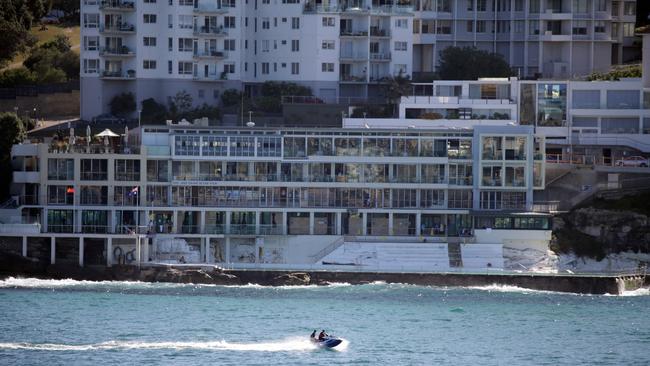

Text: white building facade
xmin=80 ymin=0 xmax=637 ymax=120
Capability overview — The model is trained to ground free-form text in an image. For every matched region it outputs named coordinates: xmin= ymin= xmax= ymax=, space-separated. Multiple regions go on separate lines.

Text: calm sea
xmin=0 ymin=278 xmax=649 ymax=365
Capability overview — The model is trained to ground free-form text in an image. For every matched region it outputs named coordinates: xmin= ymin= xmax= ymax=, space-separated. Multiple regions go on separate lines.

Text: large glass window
xmin=114 ymin=186 xmax=140 ymax=206
xmin=392 ymin=139 xmax=418 ymax=157
xmin=537 ymin=84 xmax=567 ymax=126
xmin=80 ymin=159 xmax=107 ymax=180
xmin=147 ymin=160 xmax=169 ymax=182
xmin=115 ymin=159 xmax=140 ymax=181
xmin=482 ymin=166 xmax=502 ymax=187
xmin=449 ymin=164 xmax=472 ymax=185
xmin=257 ymin=136 xmax=282 ymax=157
xmin=607 ymin=90 xmax=640 ymax=109
xmin=519 ymin=83 xmax=535 ymax=125
xmin=448 ymin=190 xmax=472 ymax=209
xmin=48 ymin=159 xmax=74 ymax=180
xmin=421 ymin=164 xmax=445 ymax=183
xmin=48 ymin=185 xmax=74 ymax=205
xmin=334 ymin=137 xmax=361 ymax=156
xmin=572 ymin=90 xmax=600 ymax=109
xmin=172 ymin=161 xmax=196 ymax=180
xmin=421 ymin=190 xmax=445 ymax=208
xmin=200 ymin=161 xmax=223 ymax=180
xmin=80 ymin=186 xmax=108 ymax=205
xmin=362 ymin=138 xmax=390 ymax=156
xmin=230 ymin=136 xmax=255 ymax=156
xmin=482 ymin=137 xmax=503 ymax=160
xmin=202 ymin=136 xmax=228 ymax=156
xmin=505 ymin=136 xmax=526 ymax=160
xmin=364 ymin=164 xmax=389 ymax=183
xmin=146 ymin=185 xmax=169 ymax=206
xmin=601 ymin=118 xmax=640 ymax=134
xmin=505 ymin=166 xmax=526 ymax=187
xmin=283 ymin=137 xmax=306 ymax=157
xmin=48 ymin=209 xmax=74 ymax=233
xmin=175 ymin=135 xmax=201 ymax=156
xmin=307 ymin=137 xmax=333 ymax=156
xmin=392 ymin=164 xmax=418 ymax=183
xmin=82 ymin=210 xmax=108 ymax=233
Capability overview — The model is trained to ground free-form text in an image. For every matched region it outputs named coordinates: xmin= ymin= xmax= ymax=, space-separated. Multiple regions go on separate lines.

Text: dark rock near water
xmin=270 ymin=272 xmax=310 ymax=286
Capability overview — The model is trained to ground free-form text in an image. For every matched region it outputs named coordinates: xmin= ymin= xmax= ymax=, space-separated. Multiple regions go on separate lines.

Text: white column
xmin=225 ymin=237 xmax=231 ymax=264
xmin=22 ymin=236 xmax=27 ymax=257
xmin=107 ymin=237 xmax=113 ymax=267
xmin=50 ymin=237 xmax=56 ymax=265
xmin=200 ymin=237 xmax=206 ymax=263
xmin=282 ymin=212 xmax=288 ymax=235
xmin=388 ymin=212 xmax=394 ymax=236
xmin=416 ymin=214 xmax=422 ymax=236
xmin=136 ymin=237 xmax=142 ymax=267
xmin=143 ymin=237 xmax=149 ymax=263
xmin=336 ymin=212 xmax=342 ymax=235
xmin=309 ymin=212 xmax=315 ymax=235
xmin=205 ymin=237 xmax=211 ymax=263
xmin=79 ymin=237 xmax=84 ymax=267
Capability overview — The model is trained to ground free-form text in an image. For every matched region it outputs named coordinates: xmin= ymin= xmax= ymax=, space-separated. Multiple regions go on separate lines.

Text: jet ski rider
xmin=318 ymin=330 xmax=327 ymax=340
xmin=310 ymin=330 xmax=316 ymax=339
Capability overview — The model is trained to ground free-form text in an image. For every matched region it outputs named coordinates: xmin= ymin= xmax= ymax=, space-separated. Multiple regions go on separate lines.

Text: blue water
xmin=0 ymin=278 xmax=649 ymax=365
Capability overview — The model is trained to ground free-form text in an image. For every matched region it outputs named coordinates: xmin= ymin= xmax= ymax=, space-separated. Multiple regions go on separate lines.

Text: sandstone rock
xmin=271 ymin=272 xmax=310 ymax=286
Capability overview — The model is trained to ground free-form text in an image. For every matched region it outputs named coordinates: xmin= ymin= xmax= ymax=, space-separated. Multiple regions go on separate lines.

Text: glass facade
xmin=537 ymin=84 xmax=567 ymax=126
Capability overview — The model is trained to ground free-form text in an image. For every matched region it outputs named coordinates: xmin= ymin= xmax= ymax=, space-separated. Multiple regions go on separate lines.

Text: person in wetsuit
xmin=318 ymin=330 xmax=327 ymax=340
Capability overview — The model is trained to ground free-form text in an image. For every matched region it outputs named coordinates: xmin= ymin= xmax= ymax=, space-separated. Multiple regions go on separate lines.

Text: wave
xmin=0 ymin=337 xmax=334 ymax=352
xmin=463 ymin=284 xmax=571 ymax=295
xmin=619 ymin=287 xmax=650 ymax=297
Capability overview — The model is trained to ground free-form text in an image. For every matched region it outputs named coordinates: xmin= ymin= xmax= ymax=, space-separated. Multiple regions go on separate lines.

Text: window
xmin=291 ymin=62 xmax=299 ymax=75
xmin=224 ymin=63 xmax=235 ymax=73
xmin=143 ymin=60 xmax=157 ymax=69
xmin=202 ymin=137 xmax=228 ymax=156
xmin=224 ymin=39 xmax=236 ymax=50
xmin=178 ymin=15 xmax=192 ymax=29
xmin=168 ymin=14 xmax=173 ymax=28
xmin=262 ymin=17 xmax=270 ymax=29
xmin=572 ymin=90 xmax=600 ymax=109
xmin=466 ymin=21 xmax=473 ymax=33
xmin=178 ymin=38 xmax=192 ymax=52
xmin=595 ymin=0 xmax=606 ymax=11
xmin=83 ymin=13 xmax=98 ymax=28
xmin=262 ymin=62 xmax=269 ymax=74
xmin=476 ymin=20 xmax=486 ymax=33
xmin=322 ymin=17 xmax=335 ymax=26
xmin=572 ymin=0 xmax=588 ymax=13
xmin=168 ymin=60 xmax=172 ymax=74
xmin=436 ymin=20 xmax=452 ymax=34
xmin=291 ymin=39 xmax=299 ymax=52
xmin=321 ymin=40 xmax=335 ymax=49
xmin=83 ymin=59 xmax=99 ymax=73
xmin=147 ymin=160 xmax=169 ymax=181
xmin=515 ymin=0 xmax=523 ymax=11
xmin=623 ymin=1 xmax=636 ymax=16
xmin=143 ymin=14 xmax=157 ymax=23
xmin=80 ymin=159 xmax=108 ymax=180
xmin=80 ymin=186 xmax=108 ymax=205
xmin=48 ymin=185 xmax=74 ymax=205
xmin=224 ymin=16 xmax=236 ymax=28
xmin=477 ymin=0 xmax=487 ymax=11
xmin=168 ymin=37 xmax=173 ymax=51
xmin=395 ymin=64 xmax=407 ymax=75
xmin=395 ymin=19 xmax=407 ymax=28
xmin=48 ymin=159 xmax=74 ymax=180
xmin=291 ymin=17 xmax=300 ymax=29
xmin=394 ymin=41 xmax=407 ymax=51
xmin=607 ymin=90 xmax=640 ymax=109
xmin=437 ymin=0 xmax=451 ymax=12
xmin=321 ymin=63 xmax=334 ymax=72
xmin=178 ymin=62 xmax=193 ymax=75
xmin=84 ymin=36 xmax=99 ymax=51
xmin=623 ymin=23 xmax=635 ymax=37
xmin=594 ymin=21 xmax=606 ymax=33
xmin=115 ymin=160 xmax=140 ymax=181
xmin=529 ymin=0 xmax=540 ymax=13
xmin=262 ymin=40 xmax=269 ymax=52
xmin=573 ymin=20 xmax=587 ymax=35
xmin=143 ymin=37 xmax=156 ymax=46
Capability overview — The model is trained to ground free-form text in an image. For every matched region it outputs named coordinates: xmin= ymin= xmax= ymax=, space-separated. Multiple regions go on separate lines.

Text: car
xmin=615 ymin=156 xmax=649 ymax=167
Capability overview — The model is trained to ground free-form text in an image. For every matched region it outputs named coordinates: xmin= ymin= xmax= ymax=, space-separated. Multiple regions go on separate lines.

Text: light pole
xmin=246 ymin=111 xmax=255 ymax=128
xmin=137 ymin=109 xmax=142 ymax=129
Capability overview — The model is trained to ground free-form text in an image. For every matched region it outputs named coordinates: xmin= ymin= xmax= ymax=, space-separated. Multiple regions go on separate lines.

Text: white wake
xmin=0 ymin=337 xmax=327 ymax=352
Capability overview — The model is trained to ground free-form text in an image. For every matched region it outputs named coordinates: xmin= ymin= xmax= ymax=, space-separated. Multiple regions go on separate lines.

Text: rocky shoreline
xmin=0 ymin=252 xmax=646 ymax=295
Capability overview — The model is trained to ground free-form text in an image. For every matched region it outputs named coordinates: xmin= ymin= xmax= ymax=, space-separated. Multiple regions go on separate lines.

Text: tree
xmin=438 ymin=46 xmax=513 ymax=80
xmin=381 ymin=70 xmax=412 ymax=117
xmin=140 ymin=98 xmax=168 ymax=124
xmin=221 ymin=89 xmax=242 ymax=107
xmin=0 ymin=67 xmax=36 ymax=87
xmin=50 ymin=0 xmax=80 ymax=18
xmin=169 ymin=90 xmax=193 ymax=119
xmin=0 ymin=113 xmax=26 ymax=201
xmin=109 ymin=92 xmax=136 ymax=117
xmin=23 ymin=35 xmax=79 ymax=81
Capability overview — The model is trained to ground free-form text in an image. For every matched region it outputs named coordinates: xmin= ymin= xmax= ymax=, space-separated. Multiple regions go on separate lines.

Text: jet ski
xmin=311 ymin=336 xmax=343 ymax=348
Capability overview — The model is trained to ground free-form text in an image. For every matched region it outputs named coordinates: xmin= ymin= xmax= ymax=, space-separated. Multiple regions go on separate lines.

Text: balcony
xmin=11 ymin=144 xmax=38 ymax=156
xmin=193 ymin=2 xmax=230 ymax=14
xmin=229 ymin=224 xmax=257 ymax=235
xmin=339 ymin=52 xmax=368 ymax=62
xmin=99 ymin=0 xmax=135 ymax=11
xmin=99 ymin=23 xmax=136 ymax=34
xmin=193 ymin=50 xmax=227 ymax=59
xmin=13 ymin=171 xmax=39 ymax=183
xmin=193 ymin=25 xmax=228 ymax=36
xmin=539 ymin=8 xmax=572 ymax=20
xmin=370 ymin=4 xmax=413 ymax=15
xmin=369 ymin=28 xmax=391 ymax=38
xmin=303 ymin=3 xmax=341 ymax=13
xmin=99 ymin=46 xmax=135 ymax=57
xmin=539 ymin=31 xmax=572 ymax=41
xmin=100 ymin=70 xmax=136 ymax=80
xmin=340 ymin=30 xmax=368 ymax=37
xmin=193 ymin=72 xmax=228 ymax=82
xmin=369 ymin=52 xmax=391 ymax=62
xmin=339 ymin=74 xmax=367 ymax=83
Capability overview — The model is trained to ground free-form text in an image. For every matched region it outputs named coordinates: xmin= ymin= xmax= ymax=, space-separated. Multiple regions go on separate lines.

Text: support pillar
xmin=415 ymin=214 xmax=422 ymax=237
xmin=107 ymin=237 xmax=113 ymax=267
xmin=205 ymin=237 xmax=211 ymax=263
xmin=200 ymin=237 xmax=206 ymax=263
xmin=309 ymin=212 xmax=315 ymax=235
xmin=225 ymin=237 xmax=231 ymax=264
xmin=50 ymin=237 xmax=55 ymax=265
xmin=336 ymin=212 xmax=342 ymax=235
xmin=388 ymin=213 xmax=394 ymax=236
xmin=143 ymin=236 xmax=149 ymax=263
xmin=135 ymin=237 xmax=141 ymax=267
xmin=79 ymin=237 xmax=84 ymax=267
xmin=22 ymin=236 xmax=27 ymax=257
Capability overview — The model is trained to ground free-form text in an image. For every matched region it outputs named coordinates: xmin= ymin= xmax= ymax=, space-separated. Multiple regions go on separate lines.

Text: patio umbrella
xmin=69 ymin=127 xmax=75 ymax=148
xmin=96 ymin=128 xmax=119 ymax=148
xmin=124 ymin=125 xmax=129 ymax=145
xmin=86 ymin=125 xmax=91 ymax=146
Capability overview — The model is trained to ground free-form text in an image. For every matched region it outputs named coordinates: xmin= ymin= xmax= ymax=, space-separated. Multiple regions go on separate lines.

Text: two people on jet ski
xmin=310 ymin=330 xmax=328 ymax=340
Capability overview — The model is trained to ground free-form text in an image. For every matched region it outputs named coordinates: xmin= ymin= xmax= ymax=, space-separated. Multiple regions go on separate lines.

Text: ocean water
xmin=0 ymin=278 xmax=649 ymax=365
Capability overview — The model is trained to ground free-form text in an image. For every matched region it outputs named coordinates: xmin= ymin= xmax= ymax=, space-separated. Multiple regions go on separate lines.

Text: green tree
xmin=169 ymin=90 xmax=193 ymax=119
xmin=0 ymin=67 xmax=36 ymax=87
xmin=23 ymin=35 xmax=79 ymax=81
xmin=140 ymin=98 xmax=168 ymax=124
xmin=109 ymin=92 xmax=136 ymax=117
xmin=50 ymin=0 xmax=80 ymax=18
xmin=381 ymin=70 xmax=412 ymax=117
xmin=438 ymin=46 xmax=513 ymax=80
xmin=0 ymin=113 xmax=26 ymax=201
xmin=0 ymin=0 xmax=31 ymax=67
xmin=221 ymin=88 xmax=242 ymax=107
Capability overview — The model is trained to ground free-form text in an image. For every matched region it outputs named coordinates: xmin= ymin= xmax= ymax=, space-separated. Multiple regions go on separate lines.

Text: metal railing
xmin=310 ymin=236 xmax=345 ymax=263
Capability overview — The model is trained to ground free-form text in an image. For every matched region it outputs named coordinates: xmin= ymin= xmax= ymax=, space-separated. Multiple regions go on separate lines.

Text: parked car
xmin=615 ymin=156 xmax=649 ymax=167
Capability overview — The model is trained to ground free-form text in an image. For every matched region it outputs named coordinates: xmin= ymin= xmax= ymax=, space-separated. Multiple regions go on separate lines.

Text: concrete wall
xmin=260 ymin=235 xmax=339 ymax=264
xmin=474 ymin=229 xmax=552 ymax=252
xmin=0 ymin=90 xmax=79 ymax=118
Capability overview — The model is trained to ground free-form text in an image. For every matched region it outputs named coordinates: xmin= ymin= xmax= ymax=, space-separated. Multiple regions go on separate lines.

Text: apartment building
xmin=80 ymin=0 xmax=637 ymax=120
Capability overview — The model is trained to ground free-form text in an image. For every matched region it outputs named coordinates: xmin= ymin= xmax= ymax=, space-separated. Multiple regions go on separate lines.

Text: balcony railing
xmin=369 ymin=52 xmax=391 ymax=61
xmin=340 ymin=30 xmax=368 ymax=37
xmin=99 ymin=24 xmax=136 ymax=33
xmin=340 ymin=74 xmax=367 ymax=82
xmin=193 ymin=50 xmax=227 ymax=58
xmin=99 ymin=0 xmax=135 ymax=11
xmin=369 ymin=28 xmax=390 ymax=37
xmin=258 ymin=224 xmax=283 ymax=235
xmin=193 ymin=2 xmax=231 ymax=13
xmin=229 ymin=224 xmax=256 ymax=235
xmin=101 ymin=70 xmax=136 ymax=79
xmin=99 ymin=46 xmax=135 ymax=56
xmin=205 ymin=225 xmax=225 ymax=234
xmin=193 ymin=25 xmax=228 ymax=36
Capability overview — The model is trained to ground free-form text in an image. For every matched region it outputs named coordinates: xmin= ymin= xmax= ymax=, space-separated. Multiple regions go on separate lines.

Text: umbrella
xmin=86 ymin=125 xmax=91 ymax=146
xmin=95 ymin=128 xmax=120 ymax=137
xmin=124 ymin=126 xmax=129 ymax=145
xmin=69 ymin=127 xmax=76 ymax=148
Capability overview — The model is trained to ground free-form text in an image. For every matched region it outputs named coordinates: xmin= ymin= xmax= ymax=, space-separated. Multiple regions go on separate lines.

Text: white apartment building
xmin=80 ymin=0 xmax=638 ymax=120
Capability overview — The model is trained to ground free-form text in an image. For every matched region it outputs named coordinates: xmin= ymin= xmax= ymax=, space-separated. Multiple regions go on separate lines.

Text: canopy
xmin=95 ymin=128 xmax=120 ymax=137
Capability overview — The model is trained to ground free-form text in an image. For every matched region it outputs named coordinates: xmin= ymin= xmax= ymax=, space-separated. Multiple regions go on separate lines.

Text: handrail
xmin=310 ymin=236 xmax=345 ymax=264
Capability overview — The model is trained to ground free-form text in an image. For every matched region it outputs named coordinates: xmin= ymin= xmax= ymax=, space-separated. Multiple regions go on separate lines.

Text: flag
xmin=66 ymin=187 xmax=74 ymax=194
xmin=128 ymin=186 xmax=139 ymax=196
